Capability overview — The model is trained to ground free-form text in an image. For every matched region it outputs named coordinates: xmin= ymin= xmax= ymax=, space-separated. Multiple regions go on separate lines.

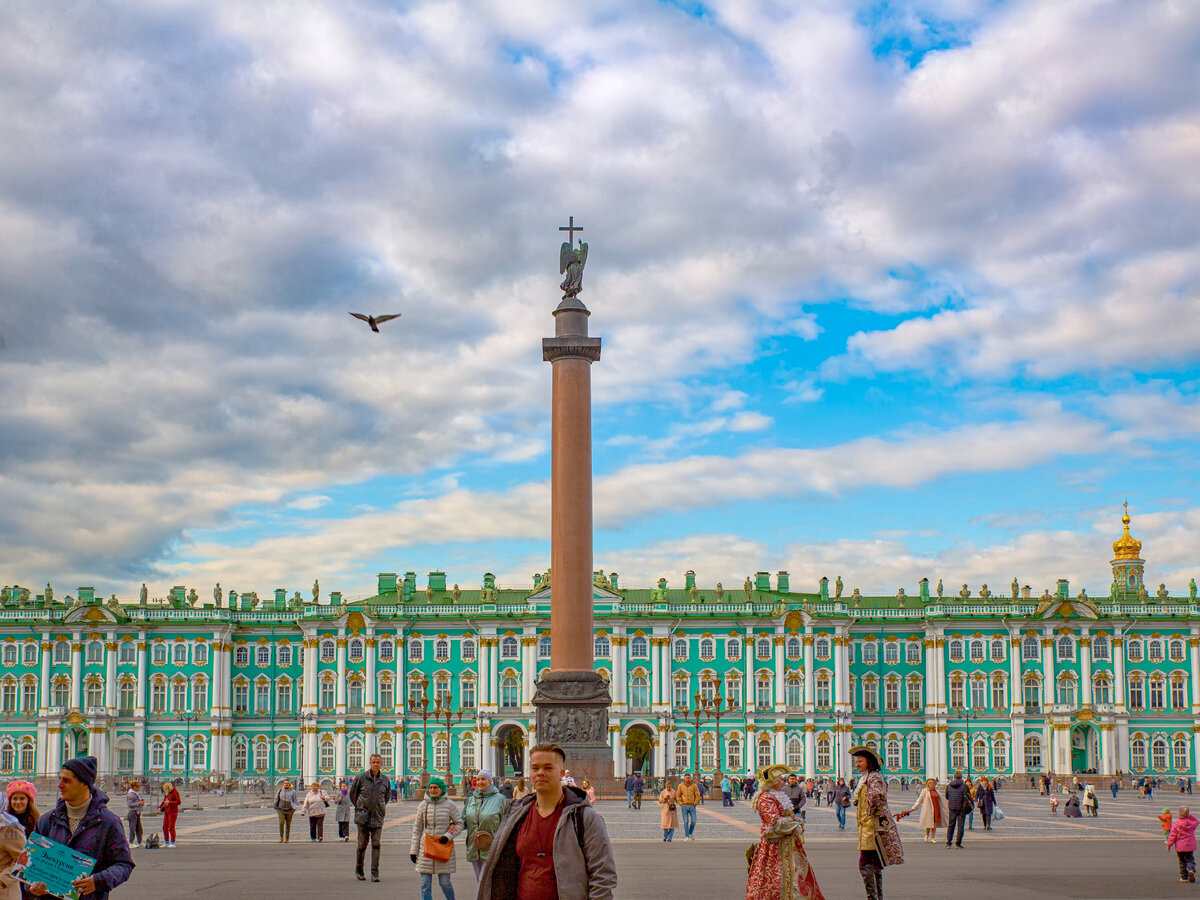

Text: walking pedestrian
xmin=783 ymin=773 xmax=804 ymax=817
xmin=463 ymin=769 xmax=507 ymax=883
xmin=834 ymin=777 xmax=852 ymax=831
xmin=582 ymin=780 xmax=596 ymax=803
xmin=335 ymin=782 xmax=352 ymax=841
xmin=5 ymin=780 xmax=39 ymax=838
xmin=158 ymin=782 xmax=180 ymax=848
xmin=1110 ymin=778 xmax=1119 ymax=800
xmin=658 ymin=780 xmax=678 ymax=841
xmin=351 ymin=753 xmax=390 ymax=882
xmin=274 ymin=778 xmax=298 ymax=843
xmin=906 ymin=777 xmax=944 ymax=842
xmin=963 ymin=775 xmax=977 ymax=830
xmin=1167 ymin=806 xmax=1199 ymax=883
xmin=633 ymin=773 xmax=645 ymax=810
xmin=27 ymin=756 xmax=134 ymax=900
xmin=944 ymin=769 xmax=970 ymax=848
xmin=676 ymin=772 xmax=700 ymax=841
xmin=122 ymin=781 xmax=143 ymax=847
xmin=722 ymin=774 xmax=734 ymax=807
xmin=1083 ymin=783 xmax=1099 ymax=818
xmin=850 ymin=746 xmax=902 ymax=900
xmin=624 ymin=772 xmax=637 ymax=808
xmin=476 ymin=742 xmax=617 ymax=900
xmin=745 ymin=764 xmax=827 ymax=900
xmin=409 ymin=777 xmax=462 ymax=900
xmin=976 ymin=776 xmax=996 ymax=830
xmin=302 ymin=781 xmax=330 ymax=842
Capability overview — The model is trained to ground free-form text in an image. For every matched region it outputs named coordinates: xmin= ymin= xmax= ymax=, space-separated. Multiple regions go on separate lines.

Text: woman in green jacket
xmin=462 ymin=769 xmax=509 ymax=882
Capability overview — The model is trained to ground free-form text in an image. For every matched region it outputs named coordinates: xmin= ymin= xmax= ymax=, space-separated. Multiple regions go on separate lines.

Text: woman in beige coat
xmin=658 ymin=780 xmax=679 ymax=841
xmin=906 ymin=777 xmax=945 ymax=842
xmin=409 ymin=777 xmax=463 ymax=899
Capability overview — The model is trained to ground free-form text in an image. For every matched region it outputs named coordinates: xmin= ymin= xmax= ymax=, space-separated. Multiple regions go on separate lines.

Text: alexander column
xmin=533 ymin=217 xmax=613 ymax=782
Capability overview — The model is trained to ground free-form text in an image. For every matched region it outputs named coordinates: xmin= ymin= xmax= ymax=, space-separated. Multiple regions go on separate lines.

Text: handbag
xmin=471 ymin=830 xmax=493 ymax=852
xmin=422 ymin=804 xmax=453 ymax=862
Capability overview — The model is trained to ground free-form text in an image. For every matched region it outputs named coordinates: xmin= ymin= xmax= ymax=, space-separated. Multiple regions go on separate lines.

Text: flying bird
xmin=350 ymin=312 xmax=401 ymax=333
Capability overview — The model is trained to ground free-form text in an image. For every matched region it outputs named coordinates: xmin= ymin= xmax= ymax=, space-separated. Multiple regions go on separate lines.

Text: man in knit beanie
xmin=29 ymin=756 xmax=133 ymax=900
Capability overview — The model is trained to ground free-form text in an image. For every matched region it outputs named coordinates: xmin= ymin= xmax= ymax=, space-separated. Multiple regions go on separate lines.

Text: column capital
xmin=542 ymin=336 xmax=601 ymax=363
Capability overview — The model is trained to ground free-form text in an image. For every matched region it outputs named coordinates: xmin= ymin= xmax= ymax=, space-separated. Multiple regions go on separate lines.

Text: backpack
xmin=145 ymin=833 xmax=161 ymax=849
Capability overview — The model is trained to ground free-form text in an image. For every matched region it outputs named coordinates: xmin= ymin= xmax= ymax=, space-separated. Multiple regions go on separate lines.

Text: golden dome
xmin=1112 ymin=502 xmax=1142 ymax=560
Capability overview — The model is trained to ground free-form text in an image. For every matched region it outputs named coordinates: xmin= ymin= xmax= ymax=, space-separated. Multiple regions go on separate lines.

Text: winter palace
xmin=1 ymin=508 xmax=1197 ymax=785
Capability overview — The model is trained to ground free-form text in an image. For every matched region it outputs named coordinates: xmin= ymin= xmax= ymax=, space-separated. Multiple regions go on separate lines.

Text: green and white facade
xmin=1 ymin=511 xmax=1198 ymax=784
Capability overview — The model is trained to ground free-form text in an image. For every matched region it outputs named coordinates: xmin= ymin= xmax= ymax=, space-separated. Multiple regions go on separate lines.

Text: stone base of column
xmin=533 ymin=670 xmax=614 ymax=784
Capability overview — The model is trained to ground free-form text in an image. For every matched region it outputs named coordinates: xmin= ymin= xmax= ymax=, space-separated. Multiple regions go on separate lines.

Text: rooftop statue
xmin=312 ymin=579 xmax=320 ymax=604
xmin=1011 ymin=578 xmax=1019 ymax=600
xmin=44 ymin=583 xmax=53 ymax=604
xmin=1191 ymin=578 xmax=1197 ymax=602
xmin=292 ymin=591 xmax=303 ymax=610
xmin=979 ymin=584 xmax=991 ymax=599
xmin=139 ymin=583 xmax=148 ymax=604
xmin=558 ymin=217 xmax=588 ymax=299
xmin=1158 ymin=583 xmax=1170 ymax=600
xmin=958 ymin=584 xmax=970 ymax=600
xmin=452 ymin=584 xmax=462 ymax=602
xmin=743 ymin=577 xmax=753 ymax=601
xmin=715 ymin=583 xmax=724 ymax=600
xmin=835 ymin=576 xmax=843 ymax=600
xmin=214 ymin=583 xmax=223 ymax=605
xmin=936 ymin=579 xmax=943 ymax=599
xmin=851 ymin=588 xmax=862 ymax=603
xmin=187 ymin=588 xmax=199 ymax=607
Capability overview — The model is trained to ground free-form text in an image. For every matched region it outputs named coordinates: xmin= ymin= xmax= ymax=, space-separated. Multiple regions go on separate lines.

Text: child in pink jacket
xmin=1166 ymin=807 xmax=1199 ymax=883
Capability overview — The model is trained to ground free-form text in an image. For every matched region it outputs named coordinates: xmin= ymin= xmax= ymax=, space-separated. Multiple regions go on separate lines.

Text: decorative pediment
xmin=526 ymin=584 xmax=622 ymax=603
xmin=1038 ymin=599 xmax=1098 ymax=620
xmin=63 ymin=605 xmax=120 ymax=625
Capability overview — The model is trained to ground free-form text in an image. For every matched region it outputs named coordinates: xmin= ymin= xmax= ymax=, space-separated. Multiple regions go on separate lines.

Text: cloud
xmin=286 ymin=494 xmax=331 ymax=511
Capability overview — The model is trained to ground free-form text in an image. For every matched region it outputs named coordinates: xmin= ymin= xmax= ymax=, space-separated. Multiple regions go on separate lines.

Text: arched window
xmin=53 ymin=641 xmax=69 ymax=663
xmin=814 ymin=637 xmax=830 ymax=660
xmin=1056 ymin=675 xmax=1077 ymax=707
xmin=118 ymin=680 xmax=135 ymax=714
xmin=862 ymin=678 xmax=878 ymax=712
xmin=1093 ymin=674 xmax=1112 ymax=705
xmin=21 ymin=643 xmax=36 ymax=666
xmin=434 ymin=639 xmax=449 ymax=661
xmin=85 ymin=679 xmax=103 ymax=709
xmin=348 ymin=638 xmax=365 ymax=663
xmin=1092 ymin=635 xmax=1110 ymax=661
xmin=86 ymin=641 xmax=103 ymax=663
xmin=408 ymin=639 xmax=423 ymax=663
xmin=319 ymin=675 xmax=336 ymax=710
xmin=948 ymin=639 xmax=964 ymax=662
xmin=950 ymin=738 xmax=966 ymax=770
xmin=460 ymin=737 xmax=475 ymax=771
xmin=434 ymin=737 xmax=448 ymax=770
xmin=673 ymin=676 xmax=690 ymax=709
xmin=785 ymin=676 xmax=803 ymax=709
xmin=786 ymin=636 xmax=802 ymax=660
xmin=756 ymin=675 xmax=773 ymax=709
xmin=991 ymin=674 xmax=1006 ymax=710
xmin=319 ymin=738 xmax=335 ymax=771
xmin=256 ymin=645 xmax=271 ymax=667
xmin=1131 ymin=735 xmax=1147 ymax=769
xmin=698 ymin=638 xmax=715 ymax=659
xmin=1128 ymin=674 xmax=1145 ymax=710
xmin=1174 ymin=737 xmax=1190 ymax=771
xmin=593 ymin=636 xmax=611 ymax=658
xmin=408 ymin=734 xmax=424 ymax=772
xmin=756 ymin=637 xmax=773 ymax=660
xmin=192 ymin=678 xmax=208 ymax=714
xmin=885 ymin=739 xmax=901 ymax=770
xmin=972 ymin=738 xmax=988 ymax=772
xmin=630 ymin=636 xmax=648 ymax=659
xmin=908 ymin=736 xmax=923 ymax=771
xmin=816 ymin=735 xmax=832 ymax=770
xmin=1149 ymin=675 xmax=1166 ymax=711
xmin=234 ymin=645 xmax=250 ymax=667
xmin=883 ymin=641 xmax=899 ymax=665
xmin=150 ymin=740 xmax=166 ymax=770
xmin=347 ymin=737 xmax=364 ymax=772
xmin=673 ymin=639 xmax=688 ymax=661
xmin=726 ymin=675 xmax=741 ymax=708
xmin=500 ymin=676 xmax=520 ymax=709
xmin=190 ymin=738 xmax=206 ymax=771
xmin=500 ymin=636 xmax=519 ymax=659
xmin=949 ymin=673 xmax=965 ymax=709
xmin=861 ymin=641 xmax=877 ymax=664
xmin=629 ymin=675 xmax=650 ymax=710
xmin=0 ymin=744 xmax=12 ymax=773
xmin=969 ymin=640 xmax=985 ymax=663
xmin=1023 ymin=675 xmax=1041 ymax=711
xmin=970 ymin=676 xmax=987 ymax=710
xmin=172 ymin=740 xmax=187 ymax=770
xmin=1024 ymin=736 xmax=1042 ymax=770
xmin=907 ymin=677 xmax=923 ymax=712
xmin=118 ymin=641 xmax=135 ymax=664
xmin=193 ymin=643 xmax=208 ymax=666
xmin=538 ymin=637 xmax=551 ymax=659
xmin=728 ymin=735 xmax=743 ymax=771
xmin=378 ymin=737 xmax=394 ymax=771
xmin=1172 ymin=677 xmax=1187 ymax=711
xmin=815 ymin=672 xmax=831 ymax=709
xmin=275 ymin=739 xmax=290 ymax=773
xmin=1169 ymin=639 xmax=1185 ymax=662
xmin=232 ymin=740 xmax=247 ymax=771
xmin=1022 ymin=636 xmax=1039 ymax=661
xmin=348 ymin=677 xmax=364 ymax=711
xmin=1127 ymin=639 xmax=1144 ymax=662
xmin=461 ymin=638 xmax=476 ymax=662
xmin=757 ymin=736 xmax=772 ymax=770
xmin=700 ymin=736 xmax=716 ymax=769
xmin=786 ymin=736 xmax=803 ymax=770
xmin=726 ymin=638 xmax=741 ymax=662
xmin=1056 ymin=636 xmax=1074 ymax=661
xmin=378 ymin=639 xmax=395 ymax=663
xmin=992 ymin=736 xmax=1008 ymax=770
xmin=1148 ymin=640 xmax=1165 ymax=663
xmin=1152 ymin=737 xmax=1168 ymax=770
xmin=990 ymin=639 xmax=1005 ymax=661
xmin=674 ymin=737 xmax=689 ymax=770
xmin=19 ymin=741 xmax=35 ymax=773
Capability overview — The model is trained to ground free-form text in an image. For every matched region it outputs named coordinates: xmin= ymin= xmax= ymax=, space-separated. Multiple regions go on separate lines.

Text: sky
xmin=1 ymin=0 xmax=1199 ymax=603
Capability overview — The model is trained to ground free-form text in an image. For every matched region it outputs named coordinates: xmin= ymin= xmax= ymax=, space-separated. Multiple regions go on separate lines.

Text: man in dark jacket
xmin=477 ymin=743 xmax=616 ymax=900
xmin=349 ymin=753 xmax=390 ymax=882
xmin=632 ymin=773 xmax=644 ymax=810
xmin=784 ymin=774 xmax=806 ymax=818
xmin=29 ymin=756 xmax=133 ymax=900
xmin=944 ymin=770 xmax=970 ymax=848
xmin=624 ymin=773 xmax=638 ymax=808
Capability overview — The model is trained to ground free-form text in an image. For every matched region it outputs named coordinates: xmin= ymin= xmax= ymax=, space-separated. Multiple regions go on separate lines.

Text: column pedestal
xmin=533 ymin=670 xmax=614 ymax=783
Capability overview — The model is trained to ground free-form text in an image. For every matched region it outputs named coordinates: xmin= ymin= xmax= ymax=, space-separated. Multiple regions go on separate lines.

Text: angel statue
xmin=559 ymin=240 xmax=588 ymax=299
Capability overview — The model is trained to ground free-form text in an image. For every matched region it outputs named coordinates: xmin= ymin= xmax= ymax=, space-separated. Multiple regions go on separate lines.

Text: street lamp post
xmin=953 ymin=707 xmax=978 ymax=779
xmin=408 ymin=677 xmax=434 ymax=786
xmin=175 ymin=712 xmax=200 ymax=809
xmin=675 ymin=694 xmax=709 ymax=804
xmin=431 ymin=689 xmax=466 ymax=795
xmin=699 ymin=675 xmax=736 ymax=780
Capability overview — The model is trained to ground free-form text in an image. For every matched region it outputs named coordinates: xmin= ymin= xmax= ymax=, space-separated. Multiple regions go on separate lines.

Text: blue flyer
xmin=18 ymin=832 xmax=96 ymax=900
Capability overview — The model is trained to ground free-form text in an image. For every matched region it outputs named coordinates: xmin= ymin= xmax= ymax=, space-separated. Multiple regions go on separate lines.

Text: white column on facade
xmin=488 ymin=639 xmax=500 ymax=710
xmin=773 ymin=726 xmax=784 ymax=762
xmin=135 ymin=639 xmax=148 ymax=717
xmin=662 ymin=638 xmax=672 ymax=706
xmin=1011 ymin=718 xmax=1026 ymax=774
xmin=365 ymin=637 xmax=377 ymax=713
xmin=611 ymin=727 xmax=622 ymax=772
xmin=105 ymin=634 xmax=117 ymax=711
xmin=1101 ymin=724 xmax=1115 ymax=774
xmin=70 ymin=640 xmax=82 ymax=709
xmin=303 ymin=637 xmax=317 ymax=711
xmin=744 ymin=629 xmax=755 ymax=713
xmin=336 ymin=636 xmax=347 ymax=712
xmin=1042 ymin=630 xmax=1055 ymax=708
xmin=335 ymin=731 xmax=347 ymax=779
xmin=365 ymin=729 xmax=376 ymax=759
xmin=1113 ymin=635 xmax=1127 ymax=710
xmin=1190 ymin=632 xmax=1200 ymax=713
xmin=521 ymin=633 xmax=536 ymax=710
xmin=773 ymin=633 xmax=785 ymax=709
xmin=1009 ymin=631 xmax=1023 ymax=714
xmin=804 ymin=724 xmax=816 ymax=779
xmin=478 ymin=639 xmax=490 ymax=708
xmin=612 ymin=637 xmax=626 ymax=707
xmin=803 ymin=631 xmax=814 ymax=712
xmin=924 ymin=631 xmax=938 ymax=717
xmin=1116 ymin=719 xmax=1130 ymax=772
xmin=1080 ymin=630 xmax=1093 ymax=706
xmin=650 ymin=639 xmax=662 ymax=708
xmin=39 ymin=637 xmax=51 ymax=711
xmin=654 ymin=735 xmax=666 ymax=777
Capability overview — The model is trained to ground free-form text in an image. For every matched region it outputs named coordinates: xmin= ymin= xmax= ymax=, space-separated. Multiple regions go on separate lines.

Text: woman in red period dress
xmin=746 ymin=764 xmax=826 ymax=900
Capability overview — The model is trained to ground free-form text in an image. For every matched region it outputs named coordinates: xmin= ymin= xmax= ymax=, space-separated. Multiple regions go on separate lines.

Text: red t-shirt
xmin=515 ymin=798 xmax=565 ymax=900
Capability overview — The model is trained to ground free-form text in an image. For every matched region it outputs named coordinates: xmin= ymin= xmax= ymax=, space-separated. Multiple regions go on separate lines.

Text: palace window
xmin=993 ymin=736 xmax=1008 ymax=770
xmin=461 ymin=638 xmax=476 ymax=662
xmin=757 ymin=637 xmax=773 ymax=660
xmin=1172 ymin=679 xmax=1187 ymax=711
xmin=253 ymin=741 xmax=268 ymax=771
xmin=85 ymin=641 xmax=102 ymax=664
xmin=348 ymin=680 xmax=364 ymax=712
xmin=673 ymin=639 xmax=688 ymax=662
xmin=460 ymin=737 xmax=475 ymax=771
xmin=1149 ymin=640 xmax=1165 ymax=663
xmin=757 ymin=736 xmax=772 ymax=771
xmin=408 ymin=639 xmax=423 ymax=663
xmin=461 ymin=680 xmax=475 ymax=709
xmin=1128 ymin=639 xmax=1144 ymax=663
xmin=1056 ymin=676 xmax=1076 ymax=707
xmin=378 ymin=640 xmax=394 ymax=663
xmin=434 ymin=738 xmax=448 ymax=771
xmin=1 ymin=646 xmax=16 ymax=667
xmin=191 ymin=739 xmax=206 ymax=771
xmin=233 ymin=741 xmax=247 ymax=771
xmin=816 ymin=736 xmax=831 ymax=770
xmin=787 ymin=636 xmax=802 ymax=660
xmin=171 ymin=741 xmax=186 ymax=770
xmin=320 ymin=738 xmax=335 ymax=771
xmin=756 ymin=676 xmax=772 ymax=709
xmin=674 ymin=677 xmax=689 ymax=710
xmin=814 ymin=637 xmax=830 ymax=660
xmin=150 ymin=741 xmax=165 ymax=770
xmin=254 ymin=679 xmax=270 ymax=712
xmin=118 ymin=681 xmax=135 ymax=715
xmin=593 ymin=636 xmax=611 ymax=659
xmin=434 ymin=639 xmax=449 ymax=662
xmin=730 ymin=736 xmax=745 ymax=771
xmin=630 ymin=675 xmax=650 ymax=710
xmin=861 ymin=641 xmax=877 ymax=665
xmin=726 ymin=639 xmax=741 ymax=662
xmin=880 ymin=738 xmax=898 ymax=770
xmin=1092 ymin=635 xmax=1110 ymax=661
xmin=786 ymin=676 xmax=803 ymax=709
xmin=674 ymin=738 xmax=689 ymax=770
xmin=1170 ymin=640 xmax=1186 ymax=663
xmin=949 ymin=674 xmax=965 ymax=710
xmin=53 ymin=680 xmax=70 ymax=708
xmin=815 ymin=673 xmax=831 ymax=709
xmin=347 ymin=738 xmax=364 ymax=772
xmin=1128 ymin=675 xmax=1145 ymax=710
xmin=1021 ymin=636 xmax=1039 ymax=661
xmin=319 ymin=678 xmax=335 ymax=711
xmin=969 ymin=640 xmax=985 ymax=663
xmin=17 ymin=741 xmax=32 ymax=773
xmin=0 ymin=682 xmax=15 ymax=713
xmin=700 ymin=736 xmax=715 ymax=770
xmin=349 ymin=639 xmax=365 ymax=663
xmin=1131 ymin=736 xmax=1147 ymax=770
xmin=256 ymin=645 xmax=270 ymax=667
xmin=631 ymin=636 xmax=648 ymax=659
xmin=700 ymin=675 xmax=716 ymax=703
xmin=276 ymin=740 xmax=290 ymax=773
xmin=234 ymin=645 xmax=249 ymax=667
xmin=907 ymin=678 xmax=922 ymax=712
xmin=53 ymin=641 xmax=69 ymax=663
xmin=950 ymin=738 xmax=966 ymax=770
xmin=193 ymin=644 xmax=208 ymax=666
xmin=378 ymin=678 xmax=394 ymax=711
xmin=500 ymin=637 xmax=519 ymax=659
xmin=907 ymin=642 xmax=922 ymax=665
xmin=152 ymin=643 xmax=169 ymax=665
xmin=168 ymin=643 xmax=184 ymax=666
xmin=18 ymin=681 xmax=33 ymax=715
xmin=971 ymin=678 xmax=987 ymax=710
xmin=378 ymin=737 xmax=394 ymax=771
xmin=862 ymin=679 xmax=878 ymax=713
xmin=275 ymin=644 xmax=291 ymax=667
xmin=86 ymin=680 xmax=104 ymax=708
xmin=973 ymin=738 xmax=988 ymax=773
xmin=1175 ymin=738 xmax=1190 ymax=771
xmin=990 ymin=639 xmax=1005 ymax=662
xmin=1023 ymin=676 xmax=1041 ymax=712
xmin=538 ymin=637 xmax=551 ymax=660
xmin=1094 ymin=675 xmax=1112 ymax=705
xmin=1056 ymin=636 xmax=1074 ymax=662
xmin=275 ymin=680 xmax=290 ymax=714
xmin=1149 ymin=677 xmax=1166 ymax=711
xmin=884 ymin=642 xmax=900 ymax=665
xmin=0 ymin=743 xmax=16 ymax=774
xmin=408 ymin=735 xmax=424 ymax=772
xmin=991 ymin=675 xmax=1006 ymax=711
xmin=948 ymin=640 xmax=964 ymax=663
xmin=152 ymin=681 xmax=168 ymax=714
xmin=908 ymin=737 xmax=923 ymax=771
xmin=698 ymin=638 xmax=715 ymax=659
xmin=500 ymin=676 xmax=520 ymax=709
xmin=22 ymin=643 xmax=37 ymax=666
xmin=1152 ymin=737 xmax=1168 ymax=770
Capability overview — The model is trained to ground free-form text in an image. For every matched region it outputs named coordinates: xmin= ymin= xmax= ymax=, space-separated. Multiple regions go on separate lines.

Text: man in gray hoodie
xmin=477 ymin=743 xmax=617 ymax=900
